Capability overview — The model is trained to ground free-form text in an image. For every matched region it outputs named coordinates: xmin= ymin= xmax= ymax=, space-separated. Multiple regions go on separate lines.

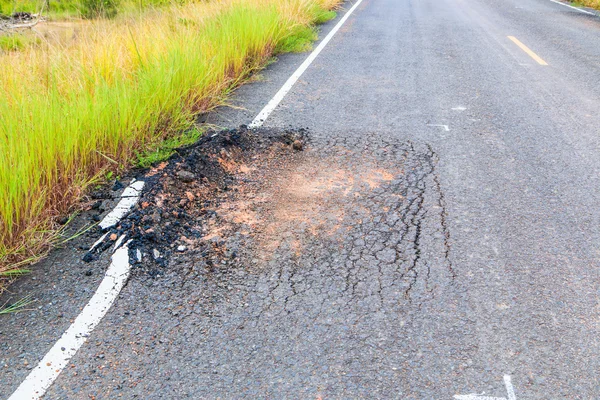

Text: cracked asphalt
xmin=3 ymin=0 xmax=600 ymax=398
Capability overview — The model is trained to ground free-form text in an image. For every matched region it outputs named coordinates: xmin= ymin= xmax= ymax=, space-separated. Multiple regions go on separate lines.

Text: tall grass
xmin=0 ymin=0 xmax=184 ymax=19
xmin=576 ymin=0 xmax=600 ymax=9
xmin=0 ymin=0 xmax=79 ymax=18
xmin=0 ymin=0 xmax=339 ymax=278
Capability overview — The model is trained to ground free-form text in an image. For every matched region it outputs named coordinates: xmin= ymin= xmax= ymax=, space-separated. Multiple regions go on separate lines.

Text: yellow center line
xmin=507 ymin=36 xmax=549 ymax=66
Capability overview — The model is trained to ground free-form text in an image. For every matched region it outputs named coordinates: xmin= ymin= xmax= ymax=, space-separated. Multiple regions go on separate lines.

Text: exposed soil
xmin=82 ymin=126 xmax=307 ymax=277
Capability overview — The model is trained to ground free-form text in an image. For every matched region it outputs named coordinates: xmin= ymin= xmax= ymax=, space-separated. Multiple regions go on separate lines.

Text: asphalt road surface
xmin=3 ymin=0 xmax=600 ymax=398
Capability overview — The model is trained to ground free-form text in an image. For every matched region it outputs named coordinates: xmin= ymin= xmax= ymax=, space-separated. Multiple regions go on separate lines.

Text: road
xmin=3 ymin=0 xmax=600 ymax=398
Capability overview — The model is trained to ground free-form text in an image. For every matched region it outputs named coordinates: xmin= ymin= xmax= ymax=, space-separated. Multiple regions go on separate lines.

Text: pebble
xmin=176 ymin=170 xmax=195 ymax=183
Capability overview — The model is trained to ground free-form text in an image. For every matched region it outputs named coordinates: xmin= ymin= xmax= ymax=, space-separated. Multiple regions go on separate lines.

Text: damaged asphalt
xmin=49 ymin=129 xmax=469 ymax=399
xmin=4 ymin=0 xmax=600 ymax=398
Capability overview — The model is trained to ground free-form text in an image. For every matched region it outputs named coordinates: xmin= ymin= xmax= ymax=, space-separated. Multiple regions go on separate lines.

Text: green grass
xmin=274 ymin=8 xmax=335 ymax=53
xmin=0 ymin=294 xmax=33 ymax=314
xmin=570 ymin=0 xmax=600 ymax=9
xmin=0 ymin=33 xmax=40 ymax=52
xmin=137 ymin=126 xmax=204 ymax=168
xmin=0 ymin=34 xmax=26 ymax=51
xmin=0 ymin=0 xmax=340 ymax=281
xmin=0 ymin=0 xmax=196 ymax=19
xmin=0 ymin=0 xmax=80 ymax=18
xmin=276 ymin=24 xmax=318 ymax=53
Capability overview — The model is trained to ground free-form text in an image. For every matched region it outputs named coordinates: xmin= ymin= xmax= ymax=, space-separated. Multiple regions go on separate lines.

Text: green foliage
xmin=0 ymin=34 xmax=25 ymax=51
xmin=48 ymin=0 xmax=81 ymax=15
xmin=0 ymin=33 xmax=40 ymax=52
xmin=276 ymin=24 xmax=318 ymax=53
xmin=80 ymin=0 xmax=119 ymax=18
xmin=566 ymin=0 xmax=600 ymax=9
xmin=314 ymin=9 xmax=335 ymax=24
xmin=137 ymin=126 xmax=204 ymax=168
xmin=0 ymin=0 xmax=81 ymax=18
xmin=0 ymin=294 xmax=33 ymax=315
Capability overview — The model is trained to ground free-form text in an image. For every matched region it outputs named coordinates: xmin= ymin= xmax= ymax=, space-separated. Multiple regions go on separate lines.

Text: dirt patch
xmin=81 ymin=127 xmax=306 ymax=276
xmin=81 ymin=127 xmax=408 ymax=280
xmin=201 ymin=141 xmax=404 ymax=263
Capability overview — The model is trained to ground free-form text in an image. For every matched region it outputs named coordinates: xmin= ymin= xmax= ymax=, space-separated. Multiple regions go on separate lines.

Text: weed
xmin=0 ymin=33 xmax=39 ymax=52
xmin=137 ymin=126 xmax=205 ymax=168
xmin=81 ymin=0 xmax=120 ymax=18
xmin=276 ymin=25 xmax=318 ymax=53
xmin=0 ymin=294 xmax=33 ymax=314
xmin=572 ymin=0 xmax=600 ymax=9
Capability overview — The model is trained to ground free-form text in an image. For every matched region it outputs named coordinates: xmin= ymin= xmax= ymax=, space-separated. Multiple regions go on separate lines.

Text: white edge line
xmin=99 ymin=180 xmax=145 ymax=230
xmin=504 ymin=375 xmax=517 ymax=400
xmin=88 ymin=232 xmax=108 ymax=253
xmin=548 ymin=0 xmax=595 ymax=15
xmin=248 ymin=0 xmax=365 ymax=128
xmin=8 ymin=238 xmax=132 ymax=400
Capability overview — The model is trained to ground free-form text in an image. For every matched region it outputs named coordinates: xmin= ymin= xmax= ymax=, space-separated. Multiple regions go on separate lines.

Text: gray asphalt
xmin=3 ymin=0 xmax=600 ymax=398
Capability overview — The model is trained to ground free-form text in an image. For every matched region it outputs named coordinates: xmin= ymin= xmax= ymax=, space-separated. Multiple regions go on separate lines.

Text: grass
xmin=0 ymin=32 xmax=40 ymax=51
xmin=0 ymin=0 xmax=339 ymax=286
xmin=0 ymin=0 xmax=176 ymax=19
xmin=571 ymin=0 xmax=600 ymax=9
xmin=137 ymin=126 xmax=205 ymax=168
xmin=0 ymin=294 xmax=33 ymax=314
xmin=0 ymin=0 xmax=79 ymax=19
xmin=0 ymin=0 xmax=336 ymax=22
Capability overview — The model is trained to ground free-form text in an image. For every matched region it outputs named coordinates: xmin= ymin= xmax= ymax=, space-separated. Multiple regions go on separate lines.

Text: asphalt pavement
xmin=3 ymin=0 xmax=600 ymax=398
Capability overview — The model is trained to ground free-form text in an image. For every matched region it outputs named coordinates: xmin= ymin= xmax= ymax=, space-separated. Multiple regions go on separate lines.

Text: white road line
xmin=8 ymin=238 xmax=131 ymax=400
xmin=504 ymin=375 xmax=517 ymax=400
xmin=248 ymin=0 xmax=365 ymax=128
xmin=88 ymin=232 xmax=109 ymax=253
xmin=548 ymin=0 xmax=595 ymax=15
xmin=454 ymin=375 xmax=517 ymax=400
xmin=427 ymin=124 xmax=450 ymax=131
xmin=99 ymin=180 xmax=145 ymax=230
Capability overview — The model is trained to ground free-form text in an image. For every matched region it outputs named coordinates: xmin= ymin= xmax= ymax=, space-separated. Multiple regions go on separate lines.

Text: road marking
xmin=8 ymin=238 xmax=131 ymax=400
xmin=248 ymin=0 xmax=365 ymax=128
xmin=88 ymin=232 xmax=109 ymax=253
xmin=454 ymin=375 xmax=517 ymax=400
xmin=9 ymin=180 xmax=144 ymax=398
xmin=452 ymin=106 xmax=467 ymax=111
xmin=507 ymin=36 xmax=548 ymax=66
xmin=548 ymin=0 xmax=595 ymax=15
xmin=99 ymin=179 xmax=145 ymax=230
xmin=428 ymin=124 xmax=450 ymax=131
xmin=504 ymin=375 xmax=517 ymax=400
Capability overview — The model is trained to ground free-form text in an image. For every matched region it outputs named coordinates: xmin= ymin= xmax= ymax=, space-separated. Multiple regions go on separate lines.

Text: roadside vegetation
xmin=573 ymin=0 xmax=600 ymax=10
xmin=0 ymin=0 xmax=339 ymax=288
